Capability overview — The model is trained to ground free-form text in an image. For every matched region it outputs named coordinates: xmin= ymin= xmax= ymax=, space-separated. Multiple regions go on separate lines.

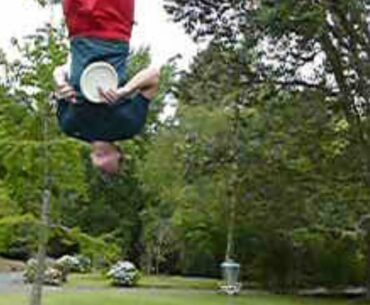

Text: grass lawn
xmin=140 ymin=275 xmax=219 ymax=290
xmin=67 ymin=273 xmax=219 ymax=290
xmin=0 ymin=271 xmax=366 ymax=305
xmin=0 ymin=290 xmax=361 ymax=305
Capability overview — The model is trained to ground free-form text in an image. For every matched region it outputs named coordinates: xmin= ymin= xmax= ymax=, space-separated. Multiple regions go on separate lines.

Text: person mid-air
xmin=54 ymin=0 xmax=160 ymax=175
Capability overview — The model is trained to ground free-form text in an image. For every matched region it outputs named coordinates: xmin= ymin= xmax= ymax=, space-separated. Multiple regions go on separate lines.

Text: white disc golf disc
xmin=80 ymin=62 xmax=119 ymax=103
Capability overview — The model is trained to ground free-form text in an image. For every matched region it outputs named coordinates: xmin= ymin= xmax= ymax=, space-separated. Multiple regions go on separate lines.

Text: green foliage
xmin=0 ymin=213 xmax=119 ymax=266
xmin=0 ymin=24 xmax=88 ymax=217
xmin=69 ymin=228 xmax=120 ymax=268
xmin=0 ymin=181 xmax=18 ymax=217
xmin=291 ymin=229 xmax=365 ymax=287
xmin=0 ymin=214 xmax=39 ymax=260
xmin=153 ymin=0 xmax=370 ymax=291
xmin=4 ymin=0 xmax=370 ymax=294
xmin=47 ymin=226 xmax=79 ymax=258
xmin=0 ymin=19 xmax=175 ymax=275
xmin=140 ymin=199 xmax=179 ymax=274
xmin=137 ymin=33 xmax=370 ymax=289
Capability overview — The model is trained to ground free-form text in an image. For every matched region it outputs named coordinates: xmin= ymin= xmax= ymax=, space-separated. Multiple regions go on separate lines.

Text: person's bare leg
xmin=119 ymin=67 xmax=160 ymax=98
xmin=99 ymin=66 xmax=160 ymax=103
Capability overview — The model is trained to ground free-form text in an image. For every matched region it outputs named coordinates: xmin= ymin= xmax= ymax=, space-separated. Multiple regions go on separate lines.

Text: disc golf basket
xmin=219 ymin=260 xmax=242 ymax=295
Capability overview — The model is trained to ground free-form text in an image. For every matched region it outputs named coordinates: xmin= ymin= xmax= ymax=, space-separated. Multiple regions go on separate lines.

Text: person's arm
xmin=53 ymin=61 xmax=77 ymax=103
xmin=53 ymin=63 xmax=69 ymax=86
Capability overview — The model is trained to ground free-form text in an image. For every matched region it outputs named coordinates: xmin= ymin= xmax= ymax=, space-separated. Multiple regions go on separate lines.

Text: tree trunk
xmin=29 ymin=189 xmax=50 ymax=305
xmin=365 ymin=233 xmax=370 ymax=299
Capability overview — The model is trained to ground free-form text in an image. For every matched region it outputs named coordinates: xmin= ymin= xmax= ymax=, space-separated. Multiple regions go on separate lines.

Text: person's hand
xmin=98 ymin=87 xmax=130 ymax=104
xmin=53 ymin=65 xmax=77 ymax=103
xmin=55 ymin=83 xmax=77 ymax=103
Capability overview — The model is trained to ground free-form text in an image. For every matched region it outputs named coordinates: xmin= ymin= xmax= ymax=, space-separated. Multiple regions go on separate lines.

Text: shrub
xmin=0 ymin=215 xmax=120 ymax=268
xmin=23 ymin=258 xmax=66 ymax=286
xmin=70 ymin=228 xmax=121 ymax=269
xmin=75 ymin=255 xmax=92 ymax=273
xmin=56 ymin=255 xmax=92 ymax=273
xmin=0 ymin=214 xmax=39 ymax=260
xmin=107 ymin=261 xmax=140 ymax=287
xmin=47 ymin=226 xmax=79 ymax=258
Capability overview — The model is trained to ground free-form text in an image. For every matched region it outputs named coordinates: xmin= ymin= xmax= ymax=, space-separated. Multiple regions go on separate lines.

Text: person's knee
xmin=147 ymin=66 xmax=161 ymax=89
xmin=141 ymin=67 xmax=160 ymax=100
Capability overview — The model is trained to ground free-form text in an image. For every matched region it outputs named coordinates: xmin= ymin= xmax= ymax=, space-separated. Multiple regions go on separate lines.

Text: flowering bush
xmin=23 ymin=258 xmax=65 ymax=286
xmin=107 ymin=261 xmax=140 ymax=287
xmin=56 ymin=255 xmax=92 ymax=273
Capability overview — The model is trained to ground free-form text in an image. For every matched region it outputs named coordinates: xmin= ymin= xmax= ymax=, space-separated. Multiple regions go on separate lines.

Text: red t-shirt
xmin=63 ymin=0 xmax=134 ymax=42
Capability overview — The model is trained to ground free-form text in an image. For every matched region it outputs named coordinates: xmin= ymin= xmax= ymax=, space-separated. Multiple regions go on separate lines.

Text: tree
xmin=165 ymin=0 xmax=370 ymax=168
xmin=162 ymin=0 xmax=370 ymax=291
xmin=136 ymin=29 xmax=370 ymax=286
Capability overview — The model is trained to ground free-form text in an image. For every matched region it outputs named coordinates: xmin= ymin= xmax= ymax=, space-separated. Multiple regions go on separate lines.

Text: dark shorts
xmin=56 ymin=37 xmax=150 ymax=142
xmin=57 ymin=93 xmax=150 ymax=142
